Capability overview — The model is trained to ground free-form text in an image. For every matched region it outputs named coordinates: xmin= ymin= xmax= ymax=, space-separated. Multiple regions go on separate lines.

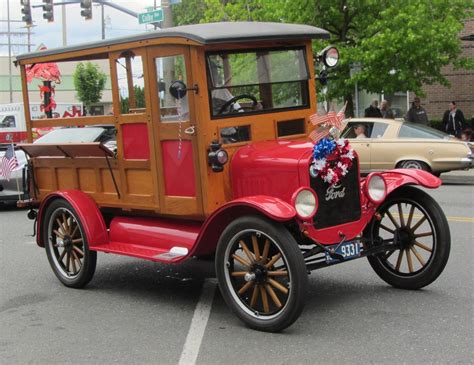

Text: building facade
xmin=411 ymin=18 xmax=474 ymax=125
xmin=0 ymin=56 xmax=113 ymax=114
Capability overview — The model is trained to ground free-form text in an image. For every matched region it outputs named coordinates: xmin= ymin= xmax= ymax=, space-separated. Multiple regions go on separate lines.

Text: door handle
xmin=184 ymin=125 xmax=196 ymax=136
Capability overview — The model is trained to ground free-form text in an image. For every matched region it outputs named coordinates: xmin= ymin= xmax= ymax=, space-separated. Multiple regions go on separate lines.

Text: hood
xmin=231 ymin=139 xmax=314 ymax=202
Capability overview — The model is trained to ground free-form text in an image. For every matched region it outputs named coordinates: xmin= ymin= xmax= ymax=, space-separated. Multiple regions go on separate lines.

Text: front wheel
xmin=366 ymin=186 xmax=450 ymax=289
xmin=43 ymin=199 xmax=97 ymax=288
xmin=215 ymin=216 xmax=308 ymax=332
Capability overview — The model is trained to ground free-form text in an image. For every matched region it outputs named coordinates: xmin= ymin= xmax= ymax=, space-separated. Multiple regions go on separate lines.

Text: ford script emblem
xmin=325 ymin=183 xmax=346 ymax=201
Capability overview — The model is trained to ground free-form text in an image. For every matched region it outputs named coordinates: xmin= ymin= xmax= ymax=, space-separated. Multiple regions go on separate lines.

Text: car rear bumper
xmin=431 ymin=157 xmax=472 ymax=173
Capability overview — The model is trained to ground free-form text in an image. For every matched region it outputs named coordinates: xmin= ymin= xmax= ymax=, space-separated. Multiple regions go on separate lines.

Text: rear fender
xmin=191 ymin=196 xmax=296 ymax=256
xmin=378 ymin=168 xmax=441 ymax=196
xmin=36 ymin=190 xmax=108 ymax=248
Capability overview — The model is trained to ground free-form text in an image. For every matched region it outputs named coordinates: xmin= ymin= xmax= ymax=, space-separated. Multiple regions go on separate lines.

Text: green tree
xmin=120 ymin=86 xmax=146 ymax=114
xmin=73 ymin=62 xmax=107 ymax=115
xmin=175 ymin=0 xmax=473 ymax=116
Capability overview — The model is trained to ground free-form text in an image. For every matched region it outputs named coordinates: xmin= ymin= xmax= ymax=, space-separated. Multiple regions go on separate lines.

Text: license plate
xmin=325 ymin=241 xmax=361 ymax=264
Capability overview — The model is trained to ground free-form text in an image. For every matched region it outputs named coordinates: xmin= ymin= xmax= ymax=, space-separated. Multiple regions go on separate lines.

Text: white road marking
xmin=179 ymin=279 xmax=217 ymax=365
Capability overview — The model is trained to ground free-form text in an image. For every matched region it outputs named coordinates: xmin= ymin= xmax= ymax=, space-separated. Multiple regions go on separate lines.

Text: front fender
xmin=378 ymin=169 xmax=441 ymax=196
xmin=191 ymin=195 xmax=296 ymax=256
xmin=36 ymin=190 xmax=108 ymax=248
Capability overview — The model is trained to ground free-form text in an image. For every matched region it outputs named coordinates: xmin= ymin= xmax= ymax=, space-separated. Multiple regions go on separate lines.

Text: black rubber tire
xmin=398 ymin=160 xmax=430 ymax=171
xmin=366 ymin=186 xmax=450 ymax=289
xmin=215 ymin=215 xmax=308 ymax=332
xmin=43 ymin=199 xmax=97 ymax=288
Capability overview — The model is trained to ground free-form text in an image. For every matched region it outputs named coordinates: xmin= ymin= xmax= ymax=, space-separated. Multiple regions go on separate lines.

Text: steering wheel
xmin=217 ymin=94 xmax=258 ymax=115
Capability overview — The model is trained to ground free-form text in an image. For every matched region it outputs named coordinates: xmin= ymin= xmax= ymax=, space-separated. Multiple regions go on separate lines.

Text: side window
xmin=154 ymin=55 xmax=189 ymax=122
xmin=116 ymin=53 xmax=146 ymax=114
xmin=342 ymin=122 xmax=373 ymax=139
xmin=0 ymin=115 xmax=16 ymax=128
xmin=368 ymin=122 xmax=388 ymax=138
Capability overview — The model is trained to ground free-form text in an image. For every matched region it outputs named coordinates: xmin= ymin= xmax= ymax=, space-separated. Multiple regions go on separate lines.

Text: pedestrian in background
xmin=364 ymin=99 xmax=382 ymax=118
xmin=442 ymin=101 xmax=465 ymax=138
xmin=406 ymin=97 xmax=429 ymax=125
xmin=459 ymin=128 xmax=472 ymax=142
xmin=380 ymin=100 xmax=394 ymax=119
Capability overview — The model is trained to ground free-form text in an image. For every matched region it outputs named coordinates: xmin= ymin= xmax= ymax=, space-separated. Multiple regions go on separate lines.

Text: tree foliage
xmin=120 ymin=86 xmax=146 ymax=114
xmin=173 ymin=0 xmax=473 ymax=116
xmin=72 ymin=62 xmax=107 ymax=115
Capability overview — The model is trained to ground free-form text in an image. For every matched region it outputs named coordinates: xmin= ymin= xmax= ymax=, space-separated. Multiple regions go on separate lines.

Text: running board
xmin=94 ymin=242 xmax=189 ymax=263
xmin=91 ymin=215 xmax=202 ymax=264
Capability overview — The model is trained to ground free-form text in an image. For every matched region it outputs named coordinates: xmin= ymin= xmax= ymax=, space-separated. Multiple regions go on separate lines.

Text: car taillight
xmin=365 ymin=173 xmax=387 ymax=203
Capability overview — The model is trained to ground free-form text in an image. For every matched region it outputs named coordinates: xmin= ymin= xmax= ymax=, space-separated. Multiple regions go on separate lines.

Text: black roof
xmin=15 ymin=22 xmax=329 ymax=61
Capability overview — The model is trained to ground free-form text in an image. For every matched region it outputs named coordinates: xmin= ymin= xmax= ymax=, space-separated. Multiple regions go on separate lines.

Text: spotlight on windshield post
xmin=317 ymin=46 xmax=339 ymax=68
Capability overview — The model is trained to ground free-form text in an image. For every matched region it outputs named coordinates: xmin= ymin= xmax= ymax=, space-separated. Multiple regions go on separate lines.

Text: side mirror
xmin=169 ymin=80 xmax=187 ymax=99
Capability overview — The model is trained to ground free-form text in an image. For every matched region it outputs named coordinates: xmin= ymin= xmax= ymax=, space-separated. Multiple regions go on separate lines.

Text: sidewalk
xmin=441 ymin=169 xmax=474 ymax=184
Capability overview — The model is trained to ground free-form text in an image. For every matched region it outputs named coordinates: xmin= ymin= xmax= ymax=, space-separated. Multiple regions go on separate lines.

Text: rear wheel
xmin=366 ymin=186 xmax=450 ymax=289
xmin=215 ymin=216 xmax=307 ymax=332
xmin=399 ymin=160 xmax=429 ymax=171
xmin=43 ymin=199 xmax=97 ymax=288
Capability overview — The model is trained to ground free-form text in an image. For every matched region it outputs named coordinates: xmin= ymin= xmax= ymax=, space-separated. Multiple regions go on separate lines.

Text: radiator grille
xmin=310 ymin=158 xmax=361 ymax=229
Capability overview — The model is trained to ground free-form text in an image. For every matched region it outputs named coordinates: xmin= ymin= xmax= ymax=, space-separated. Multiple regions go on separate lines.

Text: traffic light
xmin=42 ymin=0 xmax=54 ymax=22
xmin=80 ymin=0 xmax=93 ymax=20
xmin=21 ymin=0 xmax=33 ymax=27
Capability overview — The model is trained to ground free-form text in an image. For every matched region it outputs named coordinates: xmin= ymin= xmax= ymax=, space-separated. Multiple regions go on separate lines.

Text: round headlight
xmin=366 ymin=174 xmax=387 ymax=203
xmin=322 ymin=46 xmax=339 ymax=68
xmin=293 ymin=188 xmax=318 ymax=219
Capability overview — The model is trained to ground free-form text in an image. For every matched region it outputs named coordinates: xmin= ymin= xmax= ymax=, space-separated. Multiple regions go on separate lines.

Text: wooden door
xmin=147 ymin=46 xmax=203 ymax=217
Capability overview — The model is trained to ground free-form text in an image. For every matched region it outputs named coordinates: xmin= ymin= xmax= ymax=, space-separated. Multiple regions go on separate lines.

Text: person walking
xmin=380 ymin=100 xmax=394 ymax=119
xmin=364 ymin=99 xmax=382 ymax=118
xmin=442 ymin=101 xmax=465 ymax=138
xmin=406 ymin=97 xmax=429 ymax=125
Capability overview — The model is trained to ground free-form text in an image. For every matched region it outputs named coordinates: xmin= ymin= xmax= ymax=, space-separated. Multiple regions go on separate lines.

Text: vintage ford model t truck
xmin=14 ymin=22 xmax=450 ymax=332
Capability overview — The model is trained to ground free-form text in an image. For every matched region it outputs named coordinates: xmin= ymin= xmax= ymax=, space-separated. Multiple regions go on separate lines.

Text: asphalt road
xmin=1 ymin=183 xmax=473 ymax=364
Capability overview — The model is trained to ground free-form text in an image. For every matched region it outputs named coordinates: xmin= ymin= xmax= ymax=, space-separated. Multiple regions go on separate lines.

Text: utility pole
xmin=101 ymin=3 xmax=105 ymax=39
xmin=62 ymin=4 xmax=67 ymax=46
xmin=7 ymin=0 xmax=13 ymax=103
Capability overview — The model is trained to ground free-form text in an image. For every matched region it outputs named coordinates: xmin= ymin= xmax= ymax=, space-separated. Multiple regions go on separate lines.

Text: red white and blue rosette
xmin=310 ymin=137 xmax=355 ymax=185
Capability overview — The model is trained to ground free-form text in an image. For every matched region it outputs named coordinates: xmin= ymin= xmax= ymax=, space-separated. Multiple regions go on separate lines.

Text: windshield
xmin=398 ymin=123 xmax=449 ymax=139
xmin=34 ymin=127 xmax=106 ymax=144
xmin=206 ymin=47 xmax=310 ymax=117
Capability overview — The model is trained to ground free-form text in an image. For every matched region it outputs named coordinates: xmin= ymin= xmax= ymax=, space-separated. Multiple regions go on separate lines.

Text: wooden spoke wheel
xmin=216 ymin=216 xmax=307 ymax=332
xmin=366 ymin=186 xmax=450 ymax=290
xmin=44 ymin=199 xmax=96 ymax=288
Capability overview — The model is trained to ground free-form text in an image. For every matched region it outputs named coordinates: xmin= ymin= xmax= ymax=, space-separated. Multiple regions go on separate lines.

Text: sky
xmin=0 ymin=0 xmax=165 ymax=57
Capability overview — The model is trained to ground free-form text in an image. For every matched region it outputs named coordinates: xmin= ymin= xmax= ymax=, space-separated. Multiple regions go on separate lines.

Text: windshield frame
xmin=205 ymin=46 xmax=311 ymax=120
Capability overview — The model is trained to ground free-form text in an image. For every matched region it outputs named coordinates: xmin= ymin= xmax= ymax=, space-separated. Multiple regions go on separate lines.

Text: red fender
xmin=378 ymin=169 xmax=441 ymax=196
xmin=191 ymin=195 xmax=296 ymax=256
xmin=36 ymin=190 xmax=108 ymax=248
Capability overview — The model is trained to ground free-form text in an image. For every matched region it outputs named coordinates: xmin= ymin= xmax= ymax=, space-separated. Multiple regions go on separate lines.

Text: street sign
xmin=138 ymin=9 xmax=164 ymax=24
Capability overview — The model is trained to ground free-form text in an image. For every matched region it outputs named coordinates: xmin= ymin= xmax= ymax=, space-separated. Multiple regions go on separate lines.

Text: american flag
xmin=0 ymin=144 xmax=18 ymax=182
xmin=309 ymin=102 xmax=348 ymax=142
xmin=309 ymin=126 xmax=330 ymax=141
